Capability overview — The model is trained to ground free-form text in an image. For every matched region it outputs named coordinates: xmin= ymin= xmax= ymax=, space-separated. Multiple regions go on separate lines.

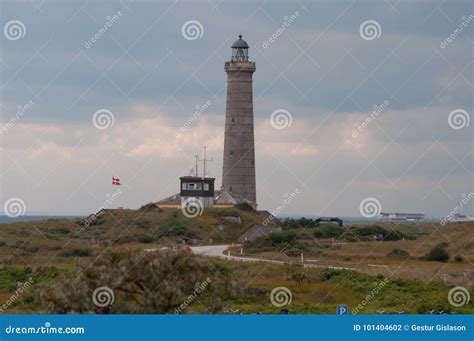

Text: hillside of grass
xmin=0 ymin=206 xmax=266 ymax=267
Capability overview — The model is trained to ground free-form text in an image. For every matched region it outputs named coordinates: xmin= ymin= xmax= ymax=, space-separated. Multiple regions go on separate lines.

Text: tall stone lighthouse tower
xmin=222 ymin=35 xmax=257 ymax=205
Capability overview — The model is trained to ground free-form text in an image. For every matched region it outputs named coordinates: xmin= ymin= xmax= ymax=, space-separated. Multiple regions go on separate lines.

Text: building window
xmin=204 ymin=183 xmax=209 ymax=190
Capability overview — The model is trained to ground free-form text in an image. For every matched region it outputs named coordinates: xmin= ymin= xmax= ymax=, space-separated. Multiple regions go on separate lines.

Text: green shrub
xmin=454 ymin=255 xmax=465 ymax=263
xmin=53 ymin=227 xmax=70 ymax=235
xmin=388 ymin=248 xmax=410 ymax=258
xmin=235 ymin=203 xmax=254 ymax=211
xmin=426 ymin=243 xmax=450 ymax=262
xmin=156 ymin=225 xmax=196 ymax=239
xmin=137 ymin=235 xmax=155 ymax=244
xmin=61 ymin=248 xmax=92 ymax=258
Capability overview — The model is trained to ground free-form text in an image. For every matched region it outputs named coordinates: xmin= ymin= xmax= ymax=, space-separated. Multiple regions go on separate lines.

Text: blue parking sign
xmin=337 ymin=305 xmax=348 ymax=315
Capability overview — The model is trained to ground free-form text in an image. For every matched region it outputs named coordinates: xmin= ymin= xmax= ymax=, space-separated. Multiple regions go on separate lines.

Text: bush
xmin=39 ymin=250 xmax=238 ymax=314
xmin=156 ymin=225 xmax=196 ymax=240
xmin=426 ymin=243 xmax=450 ymax=262
xmin=454 ymin=255 xmax=465 ymax=263
xmin=61 ymin=248 xmax=92 ymax=258
xmin=313 ymin=226 xmax=344 ymax=239
xmin=136 ymin=235 xmax=155 ymax=244
xmin=0 ymin=240 xmax=6 ymax=247
xmin=245 ymin=230 xmax=308 ymax=255
xmin=53 ymin=227 xmax=70 ymax=235
xmin=235 ymin=203 xmax=254 ymax=211
xmin=388 ymin=248 xmax=410 ymax=258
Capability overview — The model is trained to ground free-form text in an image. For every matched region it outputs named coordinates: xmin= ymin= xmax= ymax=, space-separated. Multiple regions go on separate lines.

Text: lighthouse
xmin=221 ymin=35 xmax=257 ymax=205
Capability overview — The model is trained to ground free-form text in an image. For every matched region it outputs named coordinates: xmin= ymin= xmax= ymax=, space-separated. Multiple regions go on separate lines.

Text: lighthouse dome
xmin=231 ymin=35 xmax=249 ymax=49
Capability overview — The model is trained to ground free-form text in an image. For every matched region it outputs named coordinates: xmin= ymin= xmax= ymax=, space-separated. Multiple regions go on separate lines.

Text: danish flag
xmin=112 ymin=177 xmax=121 ymax=185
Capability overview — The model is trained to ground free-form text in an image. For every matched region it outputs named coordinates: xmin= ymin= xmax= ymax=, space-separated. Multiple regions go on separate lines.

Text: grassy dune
xmin=0 ymin=207 xmax=472 ymax=314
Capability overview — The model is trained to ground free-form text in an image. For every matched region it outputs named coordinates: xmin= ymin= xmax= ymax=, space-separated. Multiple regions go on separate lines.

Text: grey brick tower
xmin=222 ymin=35 xmax=257 ymax=205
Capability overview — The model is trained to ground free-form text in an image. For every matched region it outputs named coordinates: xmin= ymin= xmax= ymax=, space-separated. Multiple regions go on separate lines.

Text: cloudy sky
xmin=0 ymin=0 xmax=472 ymax=217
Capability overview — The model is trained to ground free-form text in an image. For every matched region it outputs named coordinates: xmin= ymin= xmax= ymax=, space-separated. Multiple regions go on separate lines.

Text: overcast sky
xmin=0 ymin=0 xmax=472 ymax=217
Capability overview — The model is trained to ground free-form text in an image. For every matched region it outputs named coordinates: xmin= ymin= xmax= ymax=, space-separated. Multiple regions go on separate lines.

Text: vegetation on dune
xmin=387 ymin=248 xmax=410 ymax=258
xmin=0 ymin=210 xmax=472 ymax=314
xmin=39 ymin=250 xmax=239 ymax=314
xmin=244 ymin=230 xmax=309 ymax=256
xmin=425 ymin=243 xmax=450 ymax=262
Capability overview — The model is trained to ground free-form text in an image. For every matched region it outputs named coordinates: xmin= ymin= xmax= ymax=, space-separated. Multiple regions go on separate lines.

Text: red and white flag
xmin=112 ymin=177 xmax=121 ymax=185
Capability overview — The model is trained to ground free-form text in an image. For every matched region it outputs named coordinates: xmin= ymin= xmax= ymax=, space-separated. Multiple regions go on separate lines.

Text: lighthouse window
xmin=231 ymin=117 xmax=235 ymax=124
xmin=230 ymin=151 xmax=234 ymax=157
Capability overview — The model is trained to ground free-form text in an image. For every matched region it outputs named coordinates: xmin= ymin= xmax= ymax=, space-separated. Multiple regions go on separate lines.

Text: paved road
xmin=190 ymin=245 xmax=355 ymax=270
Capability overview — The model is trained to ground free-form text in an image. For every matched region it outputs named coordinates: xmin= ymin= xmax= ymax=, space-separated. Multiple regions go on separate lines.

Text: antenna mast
xmin=197 ymin=146 xmax=213 ymax=178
